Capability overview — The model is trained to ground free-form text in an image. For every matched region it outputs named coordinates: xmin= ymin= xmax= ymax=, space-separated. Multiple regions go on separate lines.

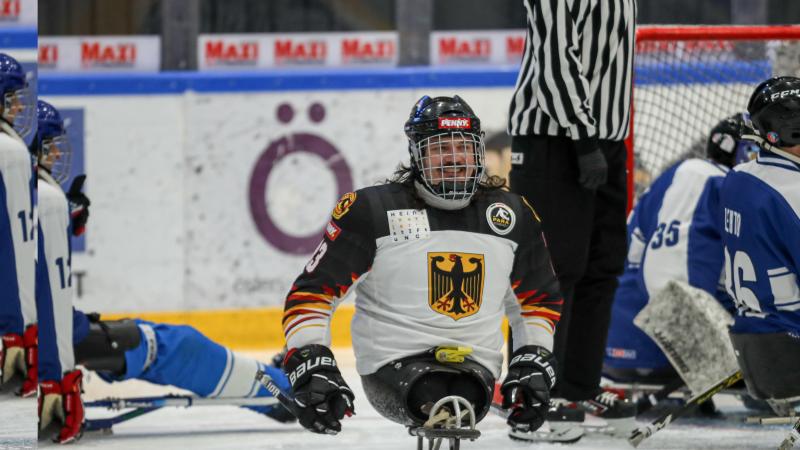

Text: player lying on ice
xmin=280 ymin=95 xmax=565 ymax=441
xmin=31 ymin=100 xmax=292 ymax=444
xmin=604 ymin=113 xmax=757 ymax=388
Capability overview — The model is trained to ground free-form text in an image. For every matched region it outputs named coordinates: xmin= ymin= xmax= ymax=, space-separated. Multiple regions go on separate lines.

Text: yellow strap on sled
xmin=434 ymin=346 xmax=473 ymax=363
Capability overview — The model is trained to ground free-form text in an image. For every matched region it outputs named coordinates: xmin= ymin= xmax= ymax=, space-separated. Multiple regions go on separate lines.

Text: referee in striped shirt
xmin=508 ymin=0 xmax=637 ymax=420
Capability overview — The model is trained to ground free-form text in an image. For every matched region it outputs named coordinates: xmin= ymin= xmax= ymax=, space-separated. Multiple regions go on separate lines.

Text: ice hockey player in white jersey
xmin=34 ymin=99 xmax=86 ymax=444
xmin=721 ymin=76 xmax=800 ymax=414
xmin=604 ymin=113 xmax=758 ymax=383
xmin=0 ymin=52 xmax=36 ymax=390
xmin=281 ymin=95 xmax=564 ymax=438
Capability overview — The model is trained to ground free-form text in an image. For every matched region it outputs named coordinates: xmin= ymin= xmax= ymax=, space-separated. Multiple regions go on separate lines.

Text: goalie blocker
xmin=361 ymin=347 xmax=494 ymax=427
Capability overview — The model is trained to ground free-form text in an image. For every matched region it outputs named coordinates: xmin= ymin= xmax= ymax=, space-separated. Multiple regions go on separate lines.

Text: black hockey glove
xmin=66 ymin=175 xmax=90 ymax=236
xmin=576 ymin=148 xmax=608 ymax=190
xmin=501 ymin=345 xmax=557 ymax=433
xmin=283 ymin=344 xmax=355 ymax=435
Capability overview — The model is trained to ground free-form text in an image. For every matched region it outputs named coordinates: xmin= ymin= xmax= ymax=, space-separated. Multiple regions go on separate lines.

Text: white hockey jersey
xmin=283 ymin=184 xmax=563 ymax=378
xmin=606 ymin=158 xmax=732 ymax=370
xmin=638 ymin=158 xmax=731 ymax=305
xmin=37 ymin=171 xmax=75 ymax=376
xmin=0 ymin=121 xmax=36 ymax=332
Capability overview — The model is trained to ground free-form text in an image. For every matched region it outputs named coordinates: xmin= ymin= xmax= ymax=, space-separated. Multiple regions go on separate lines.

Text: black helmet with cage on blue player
xmin=404 ymin=95 xmax=485 ymax=209
xmin=706 ymin=113 xmax=759 ymax=168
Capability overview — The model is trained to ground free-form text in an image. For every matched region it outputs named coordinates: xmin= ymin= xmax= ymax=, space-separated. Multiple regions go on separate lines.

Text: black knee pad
xmin=74 ymin=319 xmax=142 ymax=376
xmin=729 ymin=330 xmax=800 ymax=401
xmin=361 ymin=352 xmax=495 ymax=426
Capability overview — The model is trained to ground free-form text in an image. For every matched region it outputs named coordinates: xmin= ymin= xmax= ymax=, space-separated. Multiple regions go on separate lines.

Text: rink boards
xmin=39 ymin=64 xmax=770 ymax=348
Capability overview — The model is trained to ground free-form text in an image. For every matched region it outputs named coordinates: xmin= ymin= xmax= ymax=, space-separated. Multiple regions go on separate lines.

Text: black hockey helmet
xmin=404 ymin=95 xmax=482 ymax=142
xmin=403 ymin=95 xmax=485 ymax=207
xmin=747 ymin=76 xmax=800 ymax=148
xmin=706 ymin=113 xmax=759 ymax=168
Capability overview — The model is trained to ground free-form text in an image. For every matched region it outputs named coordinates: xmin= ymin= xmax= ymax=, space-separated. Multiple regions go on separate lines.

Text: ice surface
xmin=35 ymin=348 xmax=792 ymax=450
xmin=0 ymin=390 xmax=36 ymax=449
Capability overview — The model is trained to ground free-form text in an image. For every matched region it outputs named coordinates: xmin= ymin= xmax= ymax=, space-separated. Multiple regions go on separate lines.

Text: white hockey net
xmin=630 ymin=26 xmax=800 ymax=203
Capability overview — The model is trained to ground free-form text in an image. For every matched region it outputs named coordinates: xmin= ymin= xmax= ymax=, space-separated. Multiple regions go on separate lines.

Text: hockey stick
xmin=746 ymin=417 xmax=800 ymax=426
xmin=778 ymin=418 xmax=800 ymax=450
xmin=255 ymin=370 xmax=302 ymax=418
xmin=84 ymin=407 xmax=160 ymax=432
xmin=635 ymin=378 xmax=686 ymax=415
xmin=628 ymin=371 xmax=742 ymax=448
xmin=83 ymin=394 xmax=281 ymax=432
xmin=86 ymin=394 xmax=280 ymax=410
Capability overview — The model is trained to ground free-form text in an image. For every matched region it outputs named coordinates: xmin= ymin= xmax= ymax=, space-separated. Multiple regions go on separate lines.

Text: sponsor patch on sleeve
xmin=325 ymin=220 xmax=341 ymax=241
xmin=486 ymin=202 xmax=516 ymax=235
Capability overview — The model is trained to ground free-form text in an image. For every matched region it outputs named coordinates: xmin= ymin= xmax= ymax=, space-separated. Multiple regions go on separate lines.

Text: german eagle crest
xmin=428 ymin=252 xmax=485 ymax=320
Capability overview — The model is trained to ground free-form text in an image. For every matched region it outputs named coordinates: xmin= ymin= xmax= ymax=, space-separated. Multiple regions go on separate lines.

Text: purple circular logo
xmin=249 ymin=103 xmax=353 ymax=255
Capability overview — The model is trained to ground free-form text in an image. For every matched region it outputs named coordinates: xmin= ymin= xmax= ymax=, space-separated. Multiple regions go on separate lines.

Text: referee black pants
xmin=509 ymin=135 xmax=628 ymax=401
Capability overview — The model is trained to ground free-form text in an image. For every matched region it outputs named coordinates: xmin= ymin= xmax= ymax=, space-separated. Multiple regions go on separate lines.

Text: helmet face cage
xmin=3 ymin=86 xmax=34 ymax=138
xmin=411 ymin=131 xmax=485 ymax=201
xmin=42 ymin=134 xmax=72 ymax=184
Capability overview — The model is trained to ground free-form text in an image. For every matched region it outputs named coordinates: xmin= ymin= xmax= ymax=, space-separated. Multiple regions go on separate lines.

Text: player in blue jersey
xmin=603 ymin=113 xmax=758 ymax=383
xmin=0 ymin=52 xmax=37 ymax=391
xmin=721 ymin=77 xmax=800 ymax=414
xmin=33 ymin=101 xmax=292 ymax=443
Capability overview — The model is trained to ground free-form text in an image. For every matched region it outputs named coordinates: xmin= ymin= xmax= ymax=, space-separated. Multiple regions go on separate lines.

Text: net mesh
xmin=632 ymin=28 xmax=800 ymax=201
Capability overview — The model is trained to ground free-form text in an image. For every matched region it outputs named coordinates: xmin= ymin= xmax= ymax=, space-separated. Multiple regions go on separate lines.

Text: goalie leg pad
xmin=729 ymin=331 xmax=800 ymax=402
xmin=361 ymin=352 xmax=494 ymax=426
xmin=73 ymin=319 xmax=142 ymax=377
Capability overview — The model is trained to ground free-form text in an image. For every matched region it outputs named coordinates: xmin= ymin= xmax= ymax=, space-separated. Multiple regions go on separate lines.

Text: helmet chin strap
xmin=743 ymin=133 xmax=800 ymax=164
xmin=413 ymin=180 xmax=471 ymax=210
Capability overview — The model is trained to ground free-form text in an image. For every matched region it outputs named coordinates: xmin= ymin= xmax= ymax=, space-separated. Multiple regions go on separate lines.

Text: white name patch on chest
xmin=387 ymin=209 xmax=431 ymax=242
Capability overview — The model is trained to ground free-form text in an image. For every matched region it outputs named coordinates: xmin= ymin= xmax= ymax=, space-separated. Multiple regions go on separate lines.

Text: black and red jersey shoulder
xmin=342 ymin=183 xmax=544 ymax=244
